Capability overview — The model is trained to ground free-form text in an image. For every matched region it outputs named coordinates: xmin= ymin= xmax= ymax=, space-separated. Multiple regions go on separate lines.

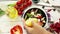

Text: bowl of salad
xmin=23 ymin=5 xmax=48 ymax=28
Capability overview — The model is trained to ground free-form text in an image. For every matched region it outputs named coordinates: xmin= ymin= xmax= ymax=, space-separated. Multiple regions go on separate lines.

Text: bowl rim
xmin=23 ymin=5 xmax=48 ymax=29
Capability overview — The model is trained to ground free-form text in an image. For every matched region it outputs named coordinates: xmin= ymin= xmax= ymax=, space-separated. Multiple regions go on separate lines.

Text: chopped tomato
xmin=10 ymin=25 xmax=23 ymax=34
xmin=37 ymin=16 xmax=42 ymax=19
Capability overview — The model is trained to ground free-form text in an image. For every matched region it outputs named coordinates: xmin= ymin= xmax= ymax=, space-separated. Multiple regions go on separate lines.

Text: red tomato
xmin=23 ymin=3 xmax=28 ymax=9
xmin=37 ymin=16 xmax=42 ymax=19
xmin=16 ymin=1 xmax=22 ymax=6
xmin=14 ymin=5 xmax=19 ymax=10
xmin=16 ymin=0 xmax=25 ymax=6
xmin=25 ymin=0 xmax=29 ymax=2
xmin=26 ymin=1 xmax=32 ymax=6
xmin=10 ymin=25 xmax=23 ymax=34
xmin=18 ymin=11 xmax=23 ymax=15
xmin=19 ymin=5 xmax=24 ymax=11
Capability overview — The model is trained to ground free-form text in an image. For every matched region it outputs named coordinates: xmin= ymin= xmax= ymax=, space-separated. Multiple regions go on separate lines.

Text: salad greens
xmin=25 ymin=13 xmax=34 ymax=20
xmin=0 ymin=8 xmax=5 ymax=17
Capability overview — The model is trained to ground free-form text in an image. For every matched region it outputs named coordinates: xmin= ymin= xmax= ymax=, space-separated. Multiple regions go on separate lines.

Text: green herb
xmin=0 ymin=8 xmax=5 ymax=17
xmin=27 ymin=13 xmax=33 ymax=18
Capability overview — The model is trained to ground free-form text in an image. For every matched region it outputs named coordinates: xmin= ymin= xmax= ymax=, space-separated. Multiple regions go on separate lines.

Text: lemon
xmin=25 ymin=18 xmax=38 ymax=27
xmin=7 ymin=6 xmax=18 ymax=19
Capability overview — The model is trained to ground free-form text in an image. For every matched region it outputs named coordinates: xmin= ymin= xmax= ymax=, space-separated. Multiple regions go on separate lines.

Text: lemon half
xmin=7 ymin=6 xmax=18 ymax=19
xmin=25 ymin=18 xmax=38 ymax=27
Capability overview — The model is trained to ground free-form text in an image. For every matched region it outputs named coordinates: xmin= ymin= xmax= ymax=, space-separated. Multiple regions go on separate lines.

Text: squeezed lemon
xmin=7 ymin=6 xmax=18 ymax=19
xmin=25 ymin=18 xmax=38 ymax=27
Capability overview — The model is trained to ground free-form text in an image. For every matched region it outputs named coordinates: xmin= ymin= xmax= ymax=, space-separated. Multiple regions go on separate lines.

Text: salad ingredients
xmin=35 ymin=14 xmax=42 ymax=19
xmin=0 ymin=8 xmax=5 ymax=17
xmin=15 ymin=0 xmax=32 ymax=15
xmin=25 ymin=18 xmax=38 ymax=27
xmin=24 ymin=8 xmax=47 ymax=27
xmin=10 ymin=25 xmax=23 ymax=34
xmin=31 ymin=12 xmax=34 ymax=15
xmin=7 ymin=6 xmax=18 ymax=19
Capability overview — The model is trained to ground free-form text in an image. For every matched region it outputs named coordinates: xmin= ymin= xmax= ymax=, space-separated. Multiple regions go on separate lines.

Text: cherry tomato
xmin=19 ymin=5 xmax=24 ymax=11
xmin=26 ymin=1 xmax=32 ymax=6
xmin=14 ymin=5 xmax=19 ymax=10
xmin=16 ymin=0 xmax=25 ymax=6
xmin=25 ymin=0 xmax=29 ymax=2
xmin=16 ymin=1 xmax=22 ymax=6
xmin=23 ymin=3 xmax=28 ymax=9
xmin=10 ymin=25 xmax=23 ymax=34
xmin=18 ymin=11 xmax=23 ymax=15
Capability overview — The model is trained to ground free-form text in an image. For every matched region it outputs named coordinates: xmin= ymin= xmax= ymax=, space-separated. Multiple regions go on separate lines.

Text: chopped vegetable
xmin=0 ymin=8 xmax=5 ymax=17
xmin=7 ymin=6 xmax=18 ymax=19
xmin=42 ymin=20 xmax=45 ymax=23
xmin=31 ymin=12 xmax=34 ymax=15
xmin=41 ymin=17 xmax=45 ymax=21
xmin=10 ymin=25 xmax=23 ymax=34
xmin=25 ymin=18 xmax=38 ymax=27
xmin=27 ymin=13 xmax=33 ymax=18
xmin=35 ymin=14 xmax=42 ymax=19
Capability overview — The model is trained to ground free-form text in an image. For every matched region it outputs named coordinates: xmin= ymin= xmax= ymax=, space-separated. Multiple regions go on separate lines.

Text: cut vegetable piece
xmin=7 ymin=6 xmax=18 ymax=19
xmin=10 ymin=25 xmax=23 ymax=34
xmin=25 ymin=18 xmax=38 ymax=27
xmin=31 ymin=12 xmax=34 ymax=15
xmin=0 ymin=8 xmax=5 ymax=17
xmin=43 ymin=20 xmax=45 ymax=23
xmin=27 ymin=13 xmax=33 ymax=18
xmin=35 ymin=14 xmax=42 ymax=19
xmin=41 ymin=17 xmax=45 ymax=21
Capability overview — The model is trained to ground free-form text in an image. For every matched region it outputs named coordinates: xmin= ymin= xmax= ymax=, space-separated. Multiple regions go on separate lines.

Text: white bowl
xmin=23 ymin=5 xmax=48 ymax=29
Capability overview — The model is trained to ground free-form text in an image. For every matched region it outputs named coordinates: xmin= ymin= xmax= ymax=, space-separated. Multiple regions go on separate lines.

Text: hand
xmin=22 ymin=18 xmax=52 ymax=34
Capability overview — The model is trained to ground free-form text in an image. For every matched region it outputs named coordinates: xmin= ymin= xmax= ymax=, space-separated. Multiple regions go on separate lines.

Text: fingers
xmin=24 ymin=25 xmax=33 ymax=33
xmin=23 ymin=19 xmax=33 ymax=33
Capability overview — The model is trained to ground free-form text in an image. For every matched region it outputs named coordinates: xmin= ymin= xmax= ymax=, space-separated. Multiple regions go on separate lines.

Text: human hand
xmin=22 ymin=19 xmax=52 ymax=34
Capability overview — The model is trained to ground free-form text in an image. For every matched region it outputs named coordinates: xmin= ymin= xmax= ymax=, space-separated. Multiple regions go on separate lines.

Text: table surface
xmin=0 ymin=0 xmax=17 ymax=1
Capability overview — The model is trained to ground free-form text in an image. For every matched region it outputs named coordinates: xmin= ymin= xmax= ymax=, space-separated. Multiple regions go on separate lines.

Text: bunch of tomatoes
xmin=50 ymin=19 xmax=60 ymax=34
xmin=15 ymin=0 xmax=32 ymax=15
